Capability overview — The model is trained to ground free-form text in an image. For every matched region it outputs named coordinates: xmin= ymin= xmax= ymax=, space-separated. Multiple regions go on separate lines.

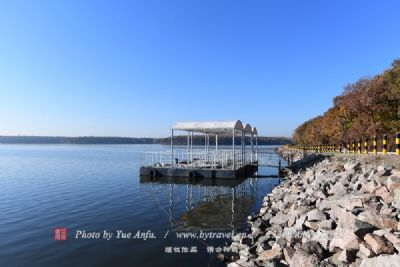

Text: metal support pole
xmin=216 ymin=134 xmax=218 ymax=153
xmin=207 ymin=133 xmax=209 ymax=152
xmin=204 ymin=133 xmax=207 ymax=151
xmin=171 ymin=129 xmax=174 ymax=166
xmin=251 ymin=133 xmax=254 ymax=162
xmin=190 ymin=131 xmax=193 ymax=163
xmin=241 ymin=131 xmax=244 ymax=167
xmin=205 ymin=133 xmax=208 ymax=162
xmin=255 ymin=134 xmax=258 ymax=161
xmin=187 ymin=132 xmax=190 ymax=161
xmin=233 ymin=130 xmax=235 ymax=170
xmin=242 ymin=131 xmax=244 ymax=165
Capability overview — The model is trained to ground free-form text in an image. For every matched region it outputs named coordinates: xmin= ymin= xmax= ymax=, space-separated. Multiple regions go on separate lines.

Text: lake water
xmin=0 ymin=144 xmax=284 ymax=267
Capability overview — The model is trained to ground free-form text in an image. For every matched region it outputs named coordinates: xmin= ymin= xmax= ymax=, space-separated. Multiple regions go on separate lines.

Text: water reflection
xmin=139 ymin=176 xmax=262 ymax=231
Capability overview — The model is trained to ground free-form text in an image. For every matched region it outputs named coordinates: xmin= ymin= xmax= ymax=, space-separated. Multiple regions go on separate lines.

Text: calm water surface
xmin=0 ymin=145 xmax=284 ymax=267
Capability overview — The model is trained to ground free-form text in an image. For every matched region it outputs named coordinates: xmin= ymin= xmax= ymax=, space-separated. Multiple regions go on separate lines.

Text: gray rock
xmin=374 ymin=186 xmax=394 ymax=203
xmin=307 ymin=209 xmax=327 ymax=222
xmin=299 ymin=241 xmax=327 ymax=260
xmin=353 ymin=181 xmax=362 ymax=191
xmin=283 ymin=246 xmax=295 ymax=265
xmin=357 ymin=242 xmax=375 ymax=259
xmin=358 ymin=210 xmax=398 ymax=229
xmin=363 ymin=233 xmax=395 ymax=254
xmin=270 ymin=213 xmax=289 ymax=226
xmin=262 ymin=212 xmax=273 ymax=222
xmin=304 ymin=221 xmax=319 ymax=231
xmin=360 ymin=254 xmax=400 ymax=267
xmin=329 ymin=228 xmax=360 ymax=251
xmin=344 ymin=162 xmax=361 ymax=172
xmin=373 ymin=228 xmax=400 ymax=252
xmin=387 ymin=176 xmax=400 ymax=192
xmin=362 ymin=180 xmax=377 ymax=194
xmin=352 ymin=220 xmax=378 ymax=239
xmin=393 ymin=188 xmax=400 ymax=206
xmin=337 ymin=249 xmax=358 ymax=263
xmin=311 ymin=229 xmax=331 ymax=250
xmin=330 ymin=251 xmax=347 ymax=267
xmin=290 ymin=248 xmax=320 ymax=267
xmin=257 ymin=247 xmax=283 ymax=261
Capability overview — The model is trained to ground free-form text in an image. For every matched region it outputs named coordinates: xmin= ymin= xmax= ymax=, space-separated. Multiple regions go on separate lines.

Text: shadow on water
xmin=139 ymin=176 xmax=277 ymax=232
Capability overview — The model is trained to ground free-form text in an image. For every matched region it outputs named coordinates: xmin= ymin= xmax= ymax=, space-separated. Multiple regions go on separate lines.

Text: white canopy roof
xmin=243 ymin=124 xmax=252 ymax=134
xmin=172 ymin=120 xmax=243 ymax=134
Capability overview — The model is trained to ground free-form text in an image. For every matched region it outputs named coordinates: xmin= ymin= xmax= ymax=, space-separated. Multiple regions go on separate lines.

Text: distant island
xmin=0 ymin=135 xmax=292 ymax=145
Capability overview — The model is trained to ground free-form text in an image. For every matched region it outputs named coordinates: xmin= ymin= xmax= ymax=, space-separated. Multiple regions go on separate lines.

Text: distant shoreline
xmin=0 ymin=135 xmax=292 ymax=145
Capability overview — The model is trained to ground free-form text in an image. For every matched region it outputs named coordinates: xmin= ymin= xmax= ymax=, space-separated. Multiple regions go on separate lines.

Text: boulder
xmin=344 ymin=162 xmax=361 ymax=172
xmin=329 ymin=229 xmax=360 ymax=251
xmin=393 ymin=188 xmax=400 ymax=206
xmin=373 ymin=229 xmax=400 ymax=252
xmin=330 ymin=251 xmax=347 ymax=267
xmin=373 ymin=186 xmax=394 ymax=203
xmin=257 ymin=247 xmax=283 ymax=261
xmin=386 ymin=176 xmax=400 ymax=192
xmin=299 ymin=241 xmax=327 ymax=260
xmin=360 ymin=254 xmax=400 ymax=267
xmin=290 ymin=248 xmax=320 ymax=267
xmin=283 ymin=246 xmax=295 ymax=265
xmin=304 ymin=221 xmax=319 ymax=231
xmin=338 ymin=249 xmax=357 ymax=263
xmin=350 ymin=258 xmax=362 ymax=267
xmin=358 ymin=210 xmax=398 ymax=230
xmin=269 ymin=213 xmax=289 ymax=226
xmin=339 ymin=196 xmax=364 ymax=211
xmin=307 ymin=209 xmax=327 ymax=222
xmin=363 ymin=233 xmax=395 ymax=254
xmin=357 ymin=242 xmax=375 ymax=259
xmin=328 ymin=184 xmax=348 ymax=200
xmin=294 ymin=214 xmax=307 ymax=230
xmin=318 ymin=219 xmax=334 ymax=230
xmin=319 ymin=200 xmax=339 ymax=211
xmin=311 ymin=229 xmax=330 ymax=250
xmin=362 ymin=181 xmax=377 ymax=194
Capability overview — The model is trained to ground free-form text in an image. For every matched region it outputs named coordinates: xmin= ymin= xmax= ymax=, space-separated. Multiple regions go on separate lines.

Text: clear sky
xmin=0 ymin=0 xmax=399 ymax=138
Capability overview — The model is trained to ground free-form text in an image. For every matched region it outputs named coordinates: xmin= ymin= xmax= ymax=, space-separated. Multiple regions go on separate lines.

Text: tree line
xmin=0 ymin=135 xmax=293 ymax=145
xmin=293 ymin=59 xmax=400 ymax=147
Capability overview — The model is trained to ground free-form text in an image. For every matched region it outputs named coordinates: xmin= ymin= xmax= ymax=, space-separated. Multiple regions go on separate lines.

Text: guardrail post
xmin=383 ymin=135 xmax=387 ymax=155
xmin=396 ymin=133 xmax=400 ymax=155
xmin=364 ymin=138 xmax=368 ymax=155
xmin=373 ymin=136 xmax=377 ymax=155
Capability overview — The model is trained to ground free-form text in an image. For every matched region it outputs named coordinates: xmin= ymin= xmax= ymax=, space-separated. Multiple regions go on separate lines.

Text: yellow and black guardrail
xmin=286 ymin=132 xmax=400 ymax=155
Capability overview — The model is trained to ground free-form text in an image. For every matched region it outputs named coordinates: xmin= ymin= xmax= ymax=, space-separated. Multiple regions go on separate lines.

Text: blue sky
xmin=0 ymin=0 xmax=399 ymax=138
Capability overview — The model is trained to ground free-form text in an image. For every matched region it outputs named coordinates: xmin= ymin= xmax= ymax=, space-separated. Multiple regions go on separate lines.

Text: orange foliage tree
xmin=293 ymin=59 xmax=400 ymax=145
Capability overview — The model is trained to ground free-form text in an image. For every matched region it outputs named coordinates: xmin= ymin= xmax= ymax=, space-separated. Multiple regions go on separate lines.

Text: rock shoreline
xmin=228 ymin=152 xmax=400 ymax=267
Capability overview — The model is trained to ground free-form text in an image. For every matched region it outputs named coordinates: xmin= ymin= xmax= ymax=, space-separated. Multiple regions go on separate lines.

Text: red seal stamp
xmin=54 ymin=227 xmax=68 ymax=241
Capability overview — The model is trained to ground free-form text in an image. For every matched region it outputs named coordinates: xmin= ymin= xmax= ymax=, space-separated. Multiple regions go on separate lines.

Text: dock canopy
xmin=243 ymin=124 xmax=252 ymax=134
xmin=172 ymin=120 xmax=243 ymax=134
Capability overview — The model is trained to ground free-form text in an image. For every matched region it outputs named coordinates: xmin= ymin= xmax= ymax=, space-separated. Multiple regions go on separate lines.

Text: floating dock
xmin=139 ymin=120 xmax=261 ymax=179
xmin=140 ymin=164 xmax=258 ymax=179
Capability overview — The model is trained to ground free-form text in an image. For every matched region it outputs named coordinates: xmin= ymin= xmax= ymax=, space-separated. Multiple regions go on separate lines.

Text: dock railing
xmin=141 ymin=149 xmax=255 ymax=170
